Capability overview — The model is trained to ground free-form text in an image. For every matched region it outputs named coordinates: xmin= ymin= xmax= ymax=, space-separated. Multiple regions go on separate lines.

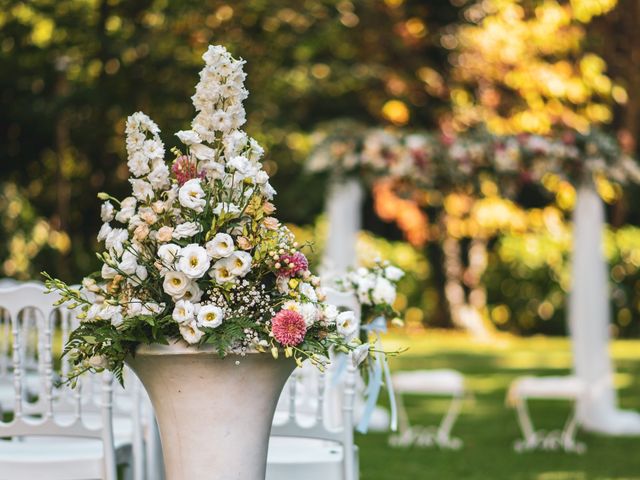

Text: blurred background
xmin=3 ymin=1 xmax=640 ymax=477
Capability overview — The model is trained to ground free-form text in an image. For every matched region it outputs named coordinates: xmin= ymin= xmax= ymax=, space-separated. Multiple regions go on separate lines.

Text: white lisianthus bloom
xmin=130 ymin=179 xmax=154 ymax=202
xmin=178 ymin=244 xmax=210 ymax=279
xmin=176 ymin=130 xmax=202 ymax=146
xmin=205 ymin=233 xmax=235 ymax=259
xmin=172 ymin=222 xmax=202 ymax=239
xmin=197 ymin=304 xmax=224 ymax=328
xmin=140 ymin=302 xmax=164 ymax=316
xmin=255 ymin=170 xmax=269 ymax=185
xmin=97 ymin=222 xmax=112 ymax=242
xmin=299 ymin=282 xmax=318 ymax=302
xmin=142 ymin=139 xmax=165 ymax=160
xmin=172 ymin=299 xmax=195 ymax=324
xmin=99 ymin=305 xmax=123 ymax=326
xmin=178 ymin=179 xmax=206 ymax=212
xmin=105 ymin=228 xmax=128 ymax=257
xmin=201 ymin=161 xmax=225 ymax=180
xmin=163 ymin=271 xmax=190 ymax=298
xmin=101 ymin=264 xmax=118 ymax=279
xmin=372 ymin=277 xmax=396 ymax=306
xmin=356 ymin=274 xmax=376 ymax=305
xmin=180 ymin=282 xmax=203 ymax=303
xmin=157 ymin=243 xmax=181 ymax=267
xmin=212 ymin=202 xmax=241 ymax=217
xmin=210 ymin=259 xmax=235 ymax=284
xmin=261 ymin=182 xmax=276 ymax=200
xmin=127 ymin=151 xmax=150 ymax=177
xmin=336 ymin=311 xmax=358 ymax=338
xmin=118 ymin=250 xmax=138 ymax=275
xmin=133 ymin=265 xmax=148 ymax=284
xmin=115 ymin=197 xmax=137 ymax=223
xmin=101 ymin=201 xmax=115 ymax=222
xmin=190 ymin=143 xmax=216 ymax=161
xmin=276 ymin=275 xmax=290 ymax=294
xmin=226 ymin=251 xmax=252 ymax=277
xmin=179 ymin=321 xmax=204 ymax=344
xmin=282 ymin=300 xmax=301 ymax=313
xmin=351 ymin=343 xmax=370 ymax=368
xmin=384 ymin=266 xmax=404 ymax=282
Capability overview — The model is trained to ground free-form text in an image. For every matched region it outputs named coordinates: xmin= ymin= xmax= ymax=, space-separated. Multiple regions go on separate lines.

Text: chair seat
xmin=266 ymin=437 xmax=357 ymax=480
xmin=0 ymin=438 xmax=105 ymax=479
xmin=392 ymin=369 xmax=465 ymax=396
xmin=509 ymin=376 xmax=584 ymax=401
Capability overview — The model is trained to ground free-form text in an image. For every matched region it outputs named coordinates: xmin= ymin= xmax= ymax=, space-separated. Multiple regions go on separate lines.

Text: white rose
xmin=178 ymin=244 xmax=210 ymax=279
xmin=179 ymin=179 xmax=206 ymax=212
xmin=115 ymin=197 xmax=137 ymax=223
xmin=205 ymin=233 xmax=235 ymax=259
xmin=210 ymin=259 xmax=235 ymax=284
xmin=172 ymin=299 xmax=195 ymax=324
xmin=197 ymin=304 xmax=224 ymax=328
xmin=130 ymin=179 xmax=154 ymax=202
xmin=336 ymin=311 xmax=358 ymax=339
xmin=172 ymin=222 xmax=202 ymax=240
xmin=176 ymin=130 xmax=202 ymax=146
xmin=384 ymin=266 xmax=404 ymax=282
xmin=127 ymin=151 xmax=150 ymax=177
xmin=158 ymin=243 xmax=181 ymax=268
xmin=372 ymin=277 xmax=396 ymax=305
xmin=226 ymin=251 xmax=252 ymax=277
xmin=101 ymin=201 xmax=115 ymax=222
xmin=163 ymin=271 xmax=190 ymax=298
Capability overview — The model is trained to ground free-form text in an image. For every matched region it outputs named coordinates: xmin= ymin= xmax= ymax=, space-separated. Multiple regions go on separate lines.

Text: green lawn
xmin=357 ymin=332 xmax=640 ymax=480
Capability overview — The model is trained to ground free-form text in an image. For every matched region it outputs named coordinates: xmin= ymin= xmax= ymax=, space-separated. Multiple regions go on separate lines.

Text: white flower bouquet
xmin=338 ymin=261 xmax=405 ymax=327
xmin=45 ymin=46 xmax=365 ymax=384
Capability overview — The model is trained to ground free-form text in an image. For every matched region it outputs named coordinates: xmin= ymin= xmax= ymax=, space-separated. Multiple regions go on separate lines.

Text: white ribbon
xmin=356 ymin=316 xmax=398 ymax=433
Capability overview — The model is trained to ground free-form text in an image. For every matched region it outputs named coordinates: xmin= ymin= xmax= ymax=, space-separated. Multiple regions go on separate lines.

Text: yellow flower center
xmin=172 ymin=278 xmax=182 ymax=286
xmin=190 ymin=257 xmax=199 ymax=267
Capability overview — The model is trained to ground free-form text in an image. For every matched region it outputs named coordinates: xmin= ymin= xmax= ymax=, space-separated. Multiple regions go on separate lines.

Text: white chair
xmin=267 ymin=289 xmax=360 ymax=480
xmin=0 ymin=282 xmax=119 ymax=479
xmin=389 ymin=369 xmax=466 ymax=449
xmin=507 ymin=375 xmax=586 ymax=453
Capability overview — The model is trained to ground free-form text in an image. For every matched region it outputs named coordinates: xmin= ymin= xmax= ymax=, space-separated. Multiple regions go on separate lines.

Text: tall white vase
xmin=127 ymin=342 xmax=295 ymax=480
xmin=568 ymin=184 xmax=640 ymax=434
xmin=321 ymin=178 xmax=364 ymax=276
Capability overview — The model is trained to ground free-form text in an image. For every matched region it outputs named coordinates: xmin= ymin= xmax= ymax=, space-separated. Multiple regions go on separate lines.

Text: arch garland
xmin=308 ymin=121 xmax=640 ymax=435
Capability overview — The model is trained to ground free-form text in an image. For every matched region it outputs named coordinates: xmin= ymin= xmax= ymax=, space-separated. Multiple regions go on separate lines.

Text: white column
xmin=321 ymin=178 xmax=364 ymax=276
xmin=568 ymin=184 xmax=640 ymax=434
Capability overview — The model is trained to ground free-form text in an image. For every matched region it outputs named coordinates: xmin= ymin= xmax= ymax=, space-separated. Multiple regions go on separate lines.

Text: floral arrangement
xmin=45 ymin=46 xmax=367 ymax=384
xmin=307 ymin=122 xmax=640 ymax=195
xmin=336 ymin=261 xmax=405 ymax=327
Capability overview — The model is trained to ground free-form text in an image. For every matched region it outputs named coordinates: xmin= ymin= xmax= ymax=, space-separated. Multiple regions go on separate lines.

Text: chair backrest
xmin=0 ymin=282 xmax=117 ymax=480
xmin=271 ymin=288 xmax=359 ymax=480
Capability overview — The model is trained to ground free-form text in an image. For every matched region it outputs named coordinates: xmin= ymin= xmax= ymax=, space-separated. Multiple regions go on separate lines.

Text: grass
xmin=357 ymin=331 xmax=640 ymax=480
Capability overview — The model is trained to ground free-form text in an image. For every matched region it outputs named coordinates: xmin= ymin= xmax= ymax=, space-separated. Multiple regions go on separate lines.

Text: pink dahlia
xmin=278 ymin=252 xmax=308 ymax=278
xmin=172 ymin=155 xmax=203 ymax=185
xmin=271 ymin=309 xmax=307 ymax=346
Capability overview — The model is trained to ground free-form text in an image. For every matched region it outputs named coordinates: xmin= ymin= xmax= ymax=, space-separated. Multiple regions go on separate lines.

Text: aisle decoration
xmin=335 ymin=260 xmax=405 ymax=433
xmin=44 ymin=46 xmax=375 ymax=386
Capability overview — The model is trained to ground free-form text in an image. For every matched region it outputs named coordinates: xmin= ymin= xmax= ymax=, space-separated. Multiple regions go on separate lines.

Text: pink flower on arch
xmin=271 ymin=309 xmax=307 ymax=347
